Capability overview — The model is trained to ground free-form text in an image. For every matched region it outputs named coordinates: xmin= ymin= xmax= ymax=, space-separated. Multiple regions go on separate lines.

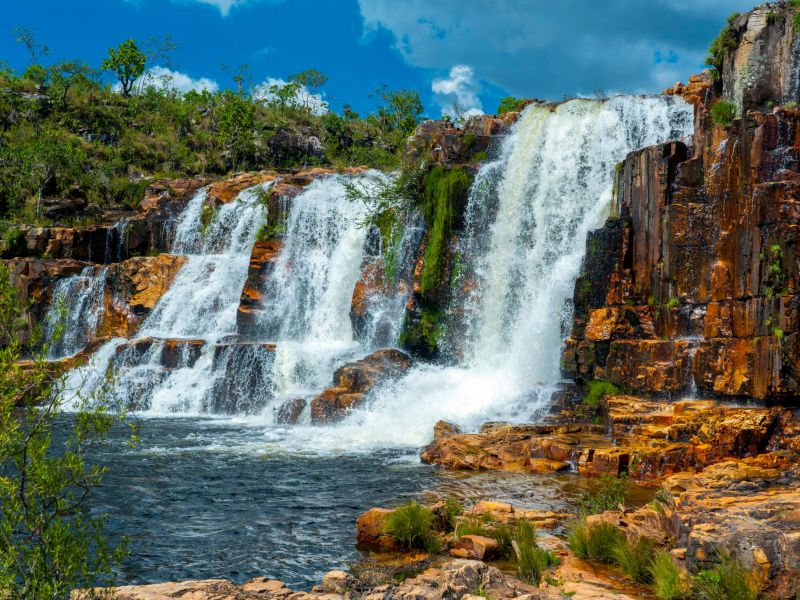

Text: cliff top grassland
xmin=0 ymin=34 xmax=435 ymax=229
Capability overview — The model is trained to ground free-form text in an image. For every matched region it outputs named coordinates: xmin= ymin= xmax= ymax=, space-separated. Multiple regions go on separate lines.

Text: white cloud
xmin=142 ymin=66 xmax=219 ymax=93
xmin=181 ymin=0 xmax=283 ymax=16
xmin=431 ymin=65 xmax=483 ymax=119
xmin=251 ymin=78 xmax=329 ymax=116
xmin=114 ymin=66 xmax=219 ymax=94
xmin=192 ymin=0 xmax=242 ymax=16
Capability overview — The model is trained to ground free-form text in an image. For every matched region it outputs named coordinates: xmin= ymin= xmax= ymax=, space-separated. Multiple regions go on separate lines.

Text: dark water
xmin=61 ymin=415 xmax=645 ymax=590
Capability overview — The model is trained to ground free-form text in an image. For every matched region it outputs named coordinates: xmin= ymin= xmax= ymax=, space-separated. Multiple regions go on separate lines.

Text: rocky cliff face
xmin=563 ymin=4 xmax=800 ymax=404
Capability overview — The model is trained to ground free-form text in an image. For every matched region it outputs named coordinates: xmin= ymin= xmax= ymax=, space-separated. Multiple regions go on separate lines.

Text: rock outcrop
xmin=720 ymin=6 xmax=800 ymax=113
xmin=310 ymin=349 xmax=412 ymax=423
xmin=421 ymin=398 xmax=800 ymax=480
xmin=563 ymin=5 xmax=800 ymax=403
xmin=408 ymin=114 xmax=517 ymax=165
xmin=90 ymin=560 xmax=538 ymax=600
xmin=99 ymin=254 xmax=188 ymax=338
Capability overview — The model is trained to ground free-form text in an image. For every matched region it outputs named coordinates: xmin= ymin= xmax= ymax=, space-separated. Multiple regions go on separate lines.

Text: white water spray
xmin=43 ymin=266 xmax=107 ymax=359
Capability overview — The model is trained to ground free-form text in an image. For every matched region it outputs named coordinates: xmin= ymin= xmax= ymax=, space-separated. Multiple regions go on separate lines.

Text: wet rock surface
xmin=310 ymin=348 xmax=413 ymax=423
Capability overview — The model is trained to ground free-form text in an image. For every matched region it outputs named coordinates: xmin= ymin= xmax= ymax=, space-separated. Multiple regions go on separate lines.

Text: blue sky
xmin=2 ymin=0 xmax=756 ymax=117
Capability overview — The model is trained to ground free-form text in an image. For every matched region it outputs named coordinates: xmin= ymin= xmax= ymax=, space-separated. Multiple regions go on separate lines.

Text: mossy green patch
xmin=419 ymin=166 xmax=471 ymax=297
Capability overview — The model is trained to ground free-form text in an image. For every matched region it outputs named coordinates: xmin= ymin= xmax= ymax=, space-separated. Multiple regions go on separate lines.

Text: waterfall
xmin=60 ymin=172 xmax=409 ymax=417
xmin=256 ymin=172 xmax=402 ymax=409
xmin=294 ymin=96 xmax=694 ymax=451
xmin=59 ymin=97 xmax=693 ymax=452
xmin=43 ymin=266 xmax=107 ymax=359
xmin=60 ymin=184 xmax=270 ymax=412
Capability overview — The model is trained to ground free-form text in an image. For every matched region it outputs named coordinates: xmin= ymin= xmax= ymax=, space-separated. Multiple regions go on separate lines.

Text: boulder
xmin=275 ymin=398 xmax=306 ymax=424
xmin=450 ymin=535 xmax=499 ymax=560
xmin=356 ymin=507 xmax=397 ymax=549
xmin=310 ymin=349 xmax=412 ymax=423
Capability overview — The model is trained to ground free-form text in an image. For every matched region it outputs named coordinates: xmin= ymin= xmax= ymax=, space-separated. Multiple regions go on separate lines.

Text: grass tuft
xmin=692 ymin=553 xmax=760 ymax=600
xmin=710 ymin=101 xmax=737 ymax=127
xmin=513 ymin=521 xmax=558 ymax=585
xmin=383 ymin=500 xmax=435 ymax=551
xmin=613 ymin=535 xmax=657 ymax=584
xmin=567 ymin=518 xmax=624 ymax=564
xmin=651 ymin=549 xmax=689 ymax=600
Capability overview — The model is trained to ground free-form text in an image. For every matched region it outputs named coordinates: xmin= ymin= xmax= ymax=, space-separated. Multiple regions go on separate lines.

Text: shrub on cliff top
xmin=384 ymin=500 xmax=435 ymax=551
xmin=705 ymin=13 xmax=741 ymax=76
xmin=497 ymin=96 xmax=526 ymax=114
xmin=710 ymin=101 xmax=737 ymax=127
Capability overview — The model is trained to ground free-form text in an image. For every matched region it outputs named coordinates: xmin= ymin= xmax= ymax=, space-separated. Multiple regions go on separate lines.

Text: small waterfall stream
xmin=43 ymin=266 xmax=107 ymax=359
xmin=60 ymin=172 xmax=409 ymax=418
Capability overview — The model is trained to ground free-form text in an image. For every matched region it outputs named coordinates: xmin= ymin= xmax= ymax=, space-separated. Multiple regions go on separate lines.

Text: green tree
xmin=221 ymin=63 xmax=251 ymax=96
xmin=375 ymin=86 xmax=424 ymax=134
xmin=0 ymin=262 xmax=128 ymax=598
xmin=102 ymin=39 xmax=146 ymax=97
xmin=497 ymin=96 xmax=525 ymax=114
xmin=13 ymin=28 xmax=50 ymax=66
xmin=0 ymin=126 xmax=88 ymax=217
xmin=288 ymin=69 xmax=328 ymax=113
xmin=49 ymin=61 xmax=93 ymax=109
xmin=216 ymin=90 xmax=256 ymax=170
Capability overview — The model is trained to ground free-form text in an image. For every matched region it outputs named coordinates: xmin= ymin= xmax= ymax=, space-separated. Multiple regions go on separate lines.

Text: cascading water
xmin=43 ymin=266 xmax=107 ymax=359
xmin=60 ymin=185 xmax=270 ymax=412
xmin=55 ymin=97 xmax=696 ymax=589
xmin=61 ymin=98 xmax=692 ymax=450
xmin=255 ymin=172 xmax=407 ymax=411
xmin=60 ymin=172 xmax=411 ymax=418
xmin=295 ymin=96 xmax=694 ymax=451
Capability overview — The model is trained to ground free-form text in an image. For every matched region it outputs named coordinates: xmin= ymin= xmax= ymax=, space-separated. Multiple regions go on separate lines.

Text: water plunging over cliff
xmin=298 ymin=97 xmax=693 ymax=450
xmin=61 ymin=173 xmax=410 ymax=416
xmin=60 ymin=185 xmax=270 ymax=412
xmin=61 ymin=98 xmax=692 ymax=449
xmin=43 ymin=266 xmax=107 ymax=359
